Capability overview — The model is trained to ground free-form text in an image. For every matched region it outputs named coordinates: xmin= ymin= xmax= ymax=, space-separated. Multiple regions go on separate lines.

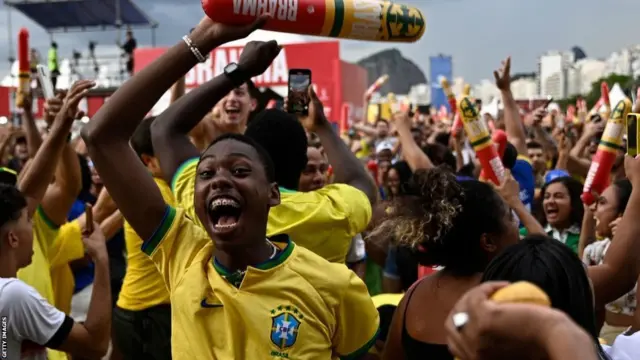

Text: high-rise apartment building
xmin=537 ymin=51 xmax=574 ymax=98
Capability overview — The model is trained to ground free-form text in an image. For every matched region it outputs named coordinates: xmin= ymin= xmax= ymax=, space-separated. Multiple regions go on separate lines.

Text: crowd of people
xmin=2 ymin=15 xmax=640 ymax=360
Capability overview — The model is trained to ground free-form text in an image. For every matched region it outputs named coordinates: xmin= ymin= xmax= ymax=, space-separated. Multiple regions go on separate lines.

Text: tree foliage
xmin=557 ymin=73 xmax=638 ymax=110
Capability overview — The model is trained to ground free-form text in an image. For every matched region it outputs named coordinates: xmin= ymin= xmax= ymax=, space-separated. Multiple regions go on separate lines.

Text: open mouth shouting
xmin=223 ymin=105 xmax=242 ymax=122
xmin=208 ymin=195 xmax=243 ymax=234
xmin=544 ymin=205 xmax=559 ymax=222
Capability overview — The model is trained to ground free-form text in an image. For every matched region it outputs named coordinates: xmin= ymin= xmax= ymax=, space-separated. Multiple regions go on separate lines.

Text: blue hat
xmin=456 ymin=175 xmax=475 ymax=182
xmin=544 ymin=169 xmax=570 ymax=184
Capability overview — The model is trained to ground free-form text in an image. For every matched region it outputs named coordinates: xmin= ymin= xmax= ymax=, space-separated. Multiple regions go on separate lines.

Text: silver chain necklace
xmin=223 ymin=240 xmax=279 ymax=287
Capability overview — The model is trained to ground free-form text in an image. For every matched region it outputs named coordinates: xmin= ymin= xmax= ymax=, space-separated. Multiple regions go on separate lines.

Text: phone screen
xmin=37 ymin=65 xmax=55 ymax=99
xmin=627 ymin=114 xmax=638 ymax=156
xmin=288 ymin=70 xmax=311 ymax=115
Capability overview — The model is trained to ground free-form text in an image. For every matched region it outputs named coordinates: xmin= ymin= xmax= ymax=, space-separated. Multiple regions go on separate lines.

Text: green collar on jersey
xmin=212 ymin=235 xmax=294 ymax=277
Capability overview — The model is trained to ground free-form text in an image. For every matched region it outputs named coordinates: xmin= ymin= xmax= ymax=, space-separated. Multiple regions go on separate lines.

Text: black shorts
xmin=113 ymin=304 xmax=172 ymax=360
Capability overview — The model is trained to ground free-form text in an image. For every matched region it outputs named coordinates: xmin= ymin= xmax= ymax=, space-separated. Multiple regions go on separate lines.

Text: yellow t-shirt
xmin=117 ymin=178 xmax=175 ymax=311
xmin=17 ymin=207 xmax=70 ymax=360
xmin=50 ymin=220 xmax=85 ymax=315
xmin=355 ymin=139 xmax=371 ymax=159
xmin=18 ymin=206 xmax=59 ymax=304
xmin=171 ymin=158 xmax=372 ymax=263
xmin=144 ymin=207 xmax=380 ymax=360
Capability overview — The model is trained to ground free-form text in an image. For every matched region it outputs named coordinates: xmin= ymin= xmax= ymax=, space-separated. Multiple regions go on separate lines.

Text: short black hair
xmin=422 ymin=143 xmax=455 ymax=171
xmin=0 ymin=184 xmax=27 ymax=229
xmin=204 ymin=132 xmax=276 ymax=183
xmin=502 ymin=142 xmax=518 ymax=169
xmin=130 ymin=116 xmax=156 ymax=159
xmin=245 ymin=80 xmax=258 ymax=99
xmin=527 ymin=140 xmax=543 ymax=149
xmin=433 ymin=132 xmax=450 ymax=147
xmin=245 ymin=109 xmax=307 ymax=190
xmin=375 ymin=119 xmax=389 ymax=127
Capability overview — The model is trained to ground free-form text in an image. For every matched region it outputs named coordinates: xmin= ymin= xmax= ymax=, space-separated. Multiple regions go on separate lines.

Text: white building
xmin=510 ymin=77 xmax=538 ymax=99
xmin=604 ymin=45 xmax=640 ymax=78
xmin=574 ymin=58 xmax=607 ymax=94
xmin=473 ymin=79 xmax=500 ymax=105
xmin=538 ymin=51 xmax=569 ymax=98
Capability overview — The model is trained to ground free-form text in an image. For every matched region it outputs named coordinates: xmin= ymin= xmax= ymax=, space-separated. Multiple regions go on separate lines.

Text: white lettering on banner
xmin=185 ymin=57 xmax=213 ymax=87
xmin=489 ymin=157 xmax=505 ymax=183
xmin=183 ymin=48 xmax=289 ymax=88
xmin=1 ymin=316 xmax=6 ymax=359
xmin=583 ymin=162 xmax=599 ymax=191
xmin=351 ymin=0 xmax=382 ymax=39
xmin=253 ymin=50 xmax=288 ymax=83
xmin=235 ymin=0 xmax=298 ymax=21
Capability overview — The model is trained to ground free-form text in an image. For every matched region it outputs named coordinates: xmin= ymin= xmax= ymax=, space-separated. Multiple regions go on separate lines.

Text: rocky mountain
xmin=356 ymin=49 xmax=427 ymax=95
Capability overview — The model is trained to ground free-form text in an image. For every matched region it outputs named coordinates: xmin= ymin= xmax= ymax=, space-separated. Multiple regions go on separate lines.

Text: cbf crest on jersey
xmin=270 ymin=305 xmax=303 ymax=349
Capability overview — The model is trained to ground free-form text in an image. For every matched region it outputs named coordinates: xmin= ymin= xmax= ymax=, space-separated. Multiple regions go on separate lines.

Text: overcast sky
xmin=1 ymin=0 xmax=639 ymax=83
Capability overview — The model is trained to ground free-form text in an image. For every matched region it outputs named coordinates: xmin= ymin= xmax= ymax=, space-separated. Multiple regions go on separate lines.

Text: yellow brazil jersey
xmin=50 ymin=220 xmax=85 ymax=314
xmin=171 ymin=158 xmax=372 ymax=263
xmin=355 ymin=139 xmax=371 ymax=160
xmin=18 ymin=206 xmax=59 ymax=304
xmin=143 ymin=207 xmax=380 ymax=360
xmin=117 ymin=177 xmax=175 ymax=311
xmin=369 ymin=293 xmax=404 ymax=355
xmin=17 ymin=206 xmax=69 ymax=360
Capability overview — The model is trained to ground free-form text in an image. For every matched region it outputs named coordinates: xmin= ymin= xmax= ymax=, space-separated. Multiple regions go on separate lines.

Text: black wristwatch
xmin=224 ymin=62 xmax=248 ymax=87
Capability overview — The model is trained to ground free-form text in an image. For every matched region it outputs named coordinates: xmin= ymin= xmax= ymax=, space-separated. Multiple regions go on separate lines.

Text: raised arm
xmin=589 ymin=155 xmax=640 ymax=307
xmin=56 ymin=223 xmax=111 ymax=358
xmin=151 ymin=36 xmax=278 ymax=184
xmin=40 ymin=144 xmax=82 ymax=226
xmin=18 ymin=81 xmax=94 ymax=217
xmin=82 ymin=17 xmax=266 ymax=240
xmin=494 ymin=57 xmax=528 ymax=156
xmin=151 ymin=73 xmax=242 ymax=184
xmin=297 ymin=87 xmax=378 ymax=205
xmin=20 ymin=94 xmax=43 ymax=157
xmin=393 ymin=110 xmax=433 ymax=171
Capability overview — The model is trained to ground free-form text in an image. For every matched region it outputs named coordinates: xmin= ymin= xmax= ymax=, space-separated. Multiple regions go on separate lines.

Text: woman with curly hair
xmin=377 ymin=166 xmax=520 ymax=360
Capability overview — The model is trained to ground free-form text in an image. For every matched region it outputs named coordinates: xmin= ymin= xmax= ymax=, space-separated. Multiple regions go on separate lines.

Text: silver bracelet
xmin=182 ymin=35 xmax=208 ymax=63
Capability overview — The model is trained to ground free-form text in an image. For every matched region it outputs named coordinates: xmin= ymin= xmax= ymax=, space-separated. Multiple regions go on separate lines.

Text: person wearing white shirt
xmin=0 ymin=185 xmax=111 ymax=360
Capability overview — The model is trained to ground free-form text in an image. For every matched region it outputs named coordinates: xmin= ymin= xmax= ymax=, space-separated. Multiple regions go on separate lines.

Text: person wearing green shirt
xmin=522 ymin=176 xmax=583 ymax=253
xmin=48 ymin=42 xmax=59 ymax=89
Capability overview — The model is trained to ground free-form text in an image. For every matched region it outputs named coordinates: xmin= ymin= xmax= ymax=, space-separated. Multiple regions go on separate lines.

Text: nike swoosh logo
xmin=201 ymin=298 xmax=223 ymax=308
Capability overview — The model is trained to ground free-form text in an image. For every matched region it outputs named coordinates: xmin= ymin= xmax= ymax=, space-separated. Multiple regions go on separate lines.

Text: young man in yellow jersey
xmin=14 ymin=82 xmax=102 ymax=360
xmin=150 ymin=38 xmax=377 ymax=266
xmin=0 ymin=183 xmax=112 ymax=360
xmin=15 ymin=85 xmax=85 ymax=308
xmin=112 ymin=116 xmax=173 ymax=360
xmin=81 ymin=17 xmax=379 ymax=359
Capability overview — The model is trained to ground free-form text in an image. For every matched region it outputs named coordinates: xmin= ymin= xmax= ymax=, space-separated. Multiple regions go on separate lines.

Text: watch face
xmin=225 ymin=63 xmax=239 ymax=73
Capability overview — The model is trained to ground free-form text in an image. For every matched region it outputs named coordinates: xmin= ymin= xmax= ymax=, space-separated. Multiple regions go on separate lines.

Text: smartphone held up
xmin=36 ymin=64 xmax=55 ymax=99
xmin=287 ymin=69 xmax=311 ymax=116
xmin=84 ymin=203 xmax=94 ymax=234
xmin=627 ymin=113 xmax=640 ymax=157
